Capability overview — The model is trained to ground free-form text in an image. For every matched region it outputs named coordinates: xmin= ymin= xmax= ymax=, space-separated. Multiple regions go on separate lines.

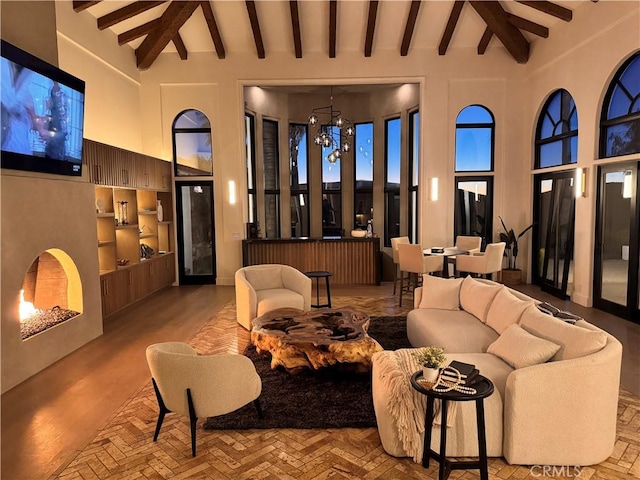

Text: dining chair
xmin=397 ymin=243 xmax=443 ymax=306
xmin=456 ymin=242 xmax=506 ymax=280
xmin=390 ymin=236 xmax=410 ymax=295
xmin=445 ymin=236 xmax=483 ymax=276
xmin=146 ymin=342 xmax=263 ymax=457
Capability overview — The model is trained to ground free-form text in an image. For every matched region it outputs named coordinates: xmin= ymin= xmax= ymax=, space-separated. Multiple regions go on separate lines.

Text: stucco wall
xmin=38 ymin=0 xmax=640 ymax=304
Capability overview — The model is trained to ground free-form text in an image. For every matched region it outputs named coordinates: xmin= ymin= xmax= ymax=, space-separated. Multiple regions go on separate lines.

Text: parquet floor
xmin=55 ymin=294 xmax=640 ymax=480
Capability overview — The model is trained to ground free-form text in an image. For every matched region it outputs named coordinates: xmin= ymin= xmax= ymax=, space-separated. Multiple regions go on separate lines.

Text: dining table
xmin=423 ymin=247 xmax=470 ymax=277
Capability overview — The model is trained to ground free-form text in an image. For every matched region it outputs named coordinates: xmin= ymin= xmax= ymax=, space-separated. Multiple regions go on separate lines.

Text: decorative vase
xmin=157 ymin=200 xmax=163 ymax=222
xmin=422 ymin=366 xmax=440 ymax=383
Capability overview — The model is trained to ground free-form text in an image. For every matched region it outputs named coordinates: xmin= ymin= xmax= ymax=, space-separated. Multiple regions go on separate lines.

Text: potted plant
xmin=498 ymin=216 xmax=534 ymax=285
xmin=413 ymin=346 xmax=446 ymax=383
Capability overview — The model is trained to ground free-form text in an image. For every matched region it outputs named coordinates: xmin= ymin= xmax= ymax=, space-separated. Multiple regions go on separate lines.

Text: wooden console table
xmin=242 ymin=237 xmax=380 ymax=285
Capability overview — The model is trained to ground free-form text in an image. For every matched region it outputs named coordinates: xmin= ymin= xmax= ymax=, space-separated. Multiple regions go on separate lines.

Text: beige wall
xmin=5 ymin=1 xmax=635 ymax=304
xmin=1 ymin=1 xmax=103 ymax=393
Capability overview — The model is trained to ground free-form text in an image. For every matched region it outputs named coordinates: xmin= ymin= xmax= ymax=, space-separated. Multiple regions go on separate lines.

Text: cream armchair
xmin=398 ymin=244 xmax=443 ymax=306
xmin=456 ymin=242 xmax=506 ymax=280
xmin=235 ymin=264 xmax=312 ymax=330
xmin=450 ymin=235 xmax=482 ymax=254
xmin=146 ymin=342 xmax=262 ymax=457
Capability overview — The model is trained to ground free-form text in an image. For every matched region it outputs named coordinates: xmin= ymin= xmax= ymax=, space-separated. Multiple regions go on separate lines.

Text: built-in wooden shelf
xmin=97 ymin=212 xmax=115 ymax=218
xmin=98 ymin=240 xmax=115 ymax=247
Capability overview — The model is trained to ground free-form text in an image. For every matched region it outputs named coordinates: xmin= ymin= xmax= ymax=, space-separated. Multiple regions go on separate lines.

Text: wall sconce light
xmin=228 ymin=180 xmax=236 ymax=205
xmin=430 ymin=177 xmax=439 ymax=201
xmin=575 ymin=168 xmax=586 ymax=198
xmin=623 ymin=170 xmax=633 ymax=199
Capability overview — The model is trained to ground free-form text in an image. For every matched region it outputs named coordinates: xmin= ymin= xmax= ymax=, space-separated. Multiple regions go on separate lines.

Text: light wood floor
xmin=1 ymin=283 xmax=639 ymax=480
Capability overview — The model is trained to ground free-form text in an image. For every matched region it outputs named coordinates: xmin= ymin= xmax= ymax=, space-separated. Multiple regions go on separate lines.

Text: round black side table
xmin=304 ymin=271 xmax=332 ymax=308
xmin=410 ymin=371 xmax=494 ymax=480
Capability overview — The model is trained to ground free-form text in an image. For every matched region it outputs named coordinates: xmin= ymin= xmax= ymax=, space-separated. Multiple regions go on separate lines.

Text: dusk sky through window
xmin=456 ymin=105 xmax=493 ymax=172
xmin=386 ymin=118 xmax=401 ymax=185
xmin=356 ymin=122 xmax=373 ymax=182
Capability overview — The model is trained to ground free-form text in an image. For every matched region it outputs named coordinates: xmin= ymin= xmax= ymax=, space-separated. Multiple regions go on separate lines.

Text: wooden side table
xmin=304 ymin=271 xmax=332 ymax=308
xmin=410 ymin=371 xmax=494 ymax=480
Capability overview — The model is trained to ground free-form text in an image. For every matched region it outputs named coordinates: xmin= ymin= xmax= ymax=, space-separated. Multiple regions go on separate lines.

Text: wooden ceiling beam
xmin=329 ymin=0 xmax=337 ymax=58
xmin=469 ymin=1 xmax=530 ymax=63
xmin=173 ymin=33 xmax=188 ymax=60
xmin=438 ymin=1 xmax=464 ymax=56
xmin=516 ymin=1 xmax=572 ymax=22
xmin=118 ymin=18 xmax=161 ymax=45
xmin=290 ymin=1 xmax=302 ymax=58
xmin=245 ymin=0 xmax=265 ymax=59
xmin=135 ymin=1 xmax=199 ymax=69
xmin=401 ymin=0 xmax=422 ymax=56
xmin=478 ymin=27 xmax=493 ymax=55
xmin=73 ymin=1 xmax=101 ymax=12
xmin=364 ymin=0 xmax=379 ymax=57
xmin=506 ymin=12 xmax=549 ymax=38
xmin=200 ymin=1 xmax=225 ymax=60
xmin=97 ymin=1 xmax=166 ymax=30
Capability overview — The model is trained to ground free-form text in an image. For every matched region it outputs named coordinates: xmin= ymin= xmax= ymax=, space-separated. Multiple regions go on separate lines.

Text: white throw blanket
xmin=374 ymin=349 xmax=457 ymax=462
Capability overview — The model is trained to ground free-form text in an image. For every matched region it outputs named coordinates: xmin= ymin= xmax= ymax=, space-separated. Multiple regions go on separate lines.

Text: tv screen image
xmin=1 ymin=40 xmax=85 ymax=176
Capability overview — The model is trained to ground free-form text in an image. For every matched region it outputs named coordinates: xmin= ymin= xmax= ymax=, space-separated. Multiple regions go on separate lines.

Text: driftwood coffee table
xmin=251 ymin=307 xmax=383 ymax=373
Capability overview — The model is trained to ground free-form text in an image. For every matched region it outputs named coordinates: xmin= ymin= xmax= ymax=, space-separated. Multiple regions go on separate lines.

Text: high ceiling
xmin=73 ymin=0 xmax=580 ymax=70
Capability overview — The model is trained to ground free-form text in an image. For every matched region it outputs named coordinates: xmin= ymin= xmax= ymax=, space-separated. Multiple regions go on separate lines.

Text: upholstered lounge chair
xmin=235 ymin=264 xmax=312 ymax=330
xmin=456 ymin=242 xmax=506 ymax=280
xmin=146 ymin=342 xmax=263 ymax=457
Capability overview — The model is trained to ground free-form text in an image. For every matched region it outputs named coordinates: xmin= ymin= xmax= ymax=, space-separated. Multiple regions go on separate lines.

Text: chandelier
xmin=308 ymin=88 xmax=354 ymax=164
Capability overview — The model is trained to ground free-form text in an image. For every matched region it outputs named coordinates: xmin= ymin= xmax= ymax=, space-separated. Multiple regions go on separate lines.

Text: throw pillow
xmin=459 ymin=276 xmax=502 ymax=323
xmin=520 ymin=305 xmax=607 ymax=361
xmin=487 ymin=324 xmax=561 ymax=369
xmin=418 ymin=275 xmax=463 ymax=310
xmin=485 ymin=287 xmax=534 ymax=334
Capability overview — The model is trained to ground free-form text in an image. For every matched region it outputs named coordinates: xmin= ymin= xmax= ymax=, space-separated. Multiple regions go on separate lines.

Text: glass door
xmin=594 ymin=163 xmax=639 ymax=322
xmin=175 ymin=181 xmax=216 ymax=285
xmin=454 ymin=176 xmax=494 ymax=250
xmin=532 ymin=171 xmax=575 ymax=299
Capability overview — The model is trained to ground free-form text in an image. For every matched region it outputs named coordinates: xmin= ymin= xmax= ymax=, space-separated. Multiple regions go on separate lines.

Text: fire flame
xmin=19 ymin=289 xmax=37 ymax=323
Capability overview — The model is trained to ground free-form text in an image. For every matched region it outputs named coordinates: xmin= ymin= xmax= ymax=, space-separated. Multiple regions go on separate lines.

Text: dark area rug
xmin=203 ymin=315 xmax=409 ymax=430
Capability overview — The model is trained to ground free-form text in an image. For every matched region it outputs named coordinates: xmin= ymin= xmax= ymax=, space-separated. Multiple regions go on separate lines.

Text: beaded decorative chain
xmin=430 ymin=366 xmax=478 ymax=395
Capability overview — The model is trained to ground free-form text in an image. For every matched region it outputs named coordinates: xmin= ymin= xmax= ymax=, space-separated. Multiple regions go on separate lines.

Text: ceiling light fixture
xmin=309 ymin=87 xmax=354 ymax=164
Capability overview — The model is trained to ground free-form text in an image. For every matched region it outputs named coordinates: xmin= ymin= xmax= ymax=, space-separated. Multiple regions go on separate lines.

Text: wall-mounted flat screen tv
xmin=1 ymin=39 xmax=85 ymax=176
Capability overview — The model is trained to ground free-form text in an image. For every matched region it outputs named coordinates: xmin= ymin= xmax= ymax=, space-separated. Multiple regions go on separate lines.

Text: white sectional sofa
xmin=372 ymin=276 xmax=622 ymax=466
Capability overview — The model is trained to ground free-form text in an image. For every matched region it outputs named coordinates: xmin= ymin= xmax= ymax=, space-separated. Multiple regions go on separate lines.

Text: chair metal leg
xmin=151 ymin=378 xmax=171 ymax=442
xmin=254 ymin=398 xmax=264 ymax=419
xmin=399 ymin=271 xmax=404 ymax=306
xmin=186 ymin=388 xmax=197 ymax=457
xmin=393 ymin=264 xmax=398 ymax=295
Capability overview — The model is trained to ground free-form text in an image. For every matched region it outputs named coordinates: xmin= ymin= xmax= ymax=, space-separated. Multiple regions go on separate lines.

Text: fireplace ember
xmin=20 ymin=305 xmax=80 ymax=340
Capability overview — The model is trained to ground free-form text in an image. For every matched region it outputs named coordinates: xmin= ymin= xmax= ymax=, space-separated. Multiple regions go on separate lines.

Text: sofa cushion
xmin=485 ymin=287 xmax=534 ymax=334
xmin=418 ymin=276 xmax=463 ymax=310
xmin=407 ymin=309 xmax=499 ymax=353
xmin=244 ymin=266 xmax=284 ymax=291
xmin=256 ymin=289 xmax=304 ymax=317
xmin=487 ymin=324 xmax=560 ymax=369
xmin=459 ymin=276 xmax=502 ymax=323
xmin=520 ymin=305 xmax=608 ymax=361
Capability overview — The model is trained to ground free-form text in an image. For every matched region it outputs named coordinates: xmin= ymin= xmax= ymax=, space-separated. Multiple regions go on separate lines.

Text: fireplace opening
xmin=19 ymin=249 xmax=83 ymax=340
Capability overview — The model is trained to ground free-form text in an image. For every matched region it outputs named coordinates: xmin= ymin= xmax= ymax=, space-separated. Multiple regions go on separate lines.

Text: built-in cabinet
xmin=86 ymin=139 xmax=175 ymax=318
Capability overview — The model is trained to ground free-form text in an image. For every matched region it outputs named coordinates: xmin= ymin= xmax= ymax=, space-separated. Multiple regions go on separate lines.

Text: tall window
xmin=600 ymin=52 xmax=640 ymax=158
xmin=289 ymin=123 xmax=309 ymax=237
xmin=322 ymin=125 xmax=342 ymax=236
xmin=408 ymin=110 xmax=419 ymax=244
xmin=455 ymin=105 xmax=494 ymax=172
xmin=535 ymin=89 xmax=578 ymax=169
xmin=172 ymin=109 xmax=213 ymax=176
xmin=245 ymin=113 xmax=257 ymax=227
xmin=385 ymin=117 xmax=401 ymax=246
xmin=454 ymin=177 xmax=493 ymax=249
xmin=354 ymin=122 xmax=373 ymax=230
xmin=262 ymin=119 xmax=280 ymax=238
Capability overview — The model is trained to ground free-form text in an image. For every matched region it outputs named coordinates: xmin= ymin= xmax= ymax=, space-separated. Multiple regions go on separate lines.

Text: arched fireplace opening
xmin=19 ymin=249 xmax=83 ymax=340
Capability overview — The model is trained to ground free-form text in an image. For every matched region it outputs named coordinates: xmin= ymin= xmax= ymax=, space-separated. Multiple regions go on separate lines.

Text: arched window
xmin=172 ymin=109 xmax=213 ymax=176
xmin=535 ymin=89 xmax=578 ymax=169
xmin=600 ymin=52 xmax=640 ymax=158
xmin=455 ymin=105 xmax=494 ymax=172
